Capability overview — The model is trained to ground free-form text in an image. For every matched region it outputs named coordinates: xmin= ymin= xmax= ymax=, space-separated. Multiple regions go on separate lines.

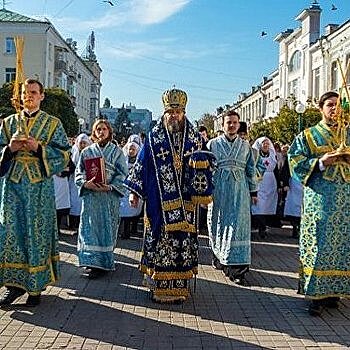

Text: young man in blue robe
xmin=288 ymin=91 xmax=350 ymax=316
xmin=0 ymin=79 xmax=70 ymax=307
xmin=125 ymin=88 xmax=213 ymax=304
xmin=207 ymin=111 xmax=257 ymax=284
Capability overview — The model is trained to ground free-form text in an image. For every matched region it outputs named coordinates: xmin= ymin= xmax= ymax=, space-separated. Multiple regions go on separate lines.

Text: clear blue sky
xmin=7 ymin=0 xmax=350 ymax=121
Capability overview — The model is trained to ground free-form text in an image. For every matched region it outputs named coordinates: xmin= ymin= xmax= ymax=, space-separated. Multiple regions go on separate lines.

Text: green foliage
xmin=196 ymin=112 xmax=216 ymax=138
xmin=114 ymin=106 xmax=131 ymax=142
xmin=0 ymin=82 xmax=16 ymax=118
xmin=41 ymin=88 xmax=79 ymax=137
xmin=103 ymin=97 xmax=111 ymax=108
xmin=0 ymin=83 xmax=79 ymax=137
xmin=249 ymin=105 xmax=322 ymax=144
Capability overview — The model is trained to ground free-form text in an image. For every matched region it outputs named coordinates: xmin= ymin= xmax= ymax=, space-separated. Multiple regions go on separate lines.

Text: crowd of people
xmin=0 ymin=81 xmax=348 ymax=317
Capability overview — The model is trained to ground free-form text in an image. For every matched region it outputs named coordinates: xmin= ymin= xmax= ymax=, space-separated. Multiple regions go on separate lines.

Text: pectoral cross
xmin=157 ymin=147 xmax=170 ymax=161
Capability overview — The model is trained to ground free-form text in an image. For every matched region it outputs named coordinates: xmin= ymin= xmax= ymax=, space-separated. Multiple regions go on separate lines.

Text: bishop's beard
xmin=165 ymin=118 xmax=185 ymax=134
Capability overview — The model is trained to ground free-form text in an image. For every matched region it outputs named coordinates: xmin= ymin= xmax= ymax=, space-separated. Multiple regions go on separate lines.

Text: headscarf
xmin=127 ymin=134 xmax=142 ymax=146
xmin=251 ymin=136 xmax=276 ymax=159
xmin=71 ymin=133 xmax=93 ymax=165
xmin=122 ymin=140 xmax=140 ymax=157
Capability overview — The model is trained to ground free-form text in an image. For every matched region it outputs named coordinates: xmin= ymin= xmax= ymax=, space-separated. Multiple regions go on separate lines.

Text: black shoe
xmin=308 ymin=300 xmax=323 ymax=316
xmin=88 ymin=268 xmax=105 ymax=279
xmin=228 ymin=266 xmax=249 ymax=282
xmin=292 ymin=226 xmax=299 ymax=238
xmin=259 ymin=229 xmax=267 ymax=239
xmin=322 ymin=297 xmax=340 ymax=308
xmin=212 ymin=256 xmax=222 ymax=270
xmin=222 ymin=266 xmax=230 ymax=277
xmin=25 ymin=294 xmax=41 ymax=307
xmin=231 ymin=276 xmax=246 ymax=285
xmin=0 ymin=287 xmax=25 ymax=306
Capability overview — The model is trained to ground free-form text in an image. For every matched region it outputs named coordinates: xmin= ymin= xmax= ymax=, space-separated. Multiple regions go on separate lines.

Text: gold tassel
xmin=189 ymin=159 xmax=210 ymax=169
xmin=191 ymin=195 xmax=213 ymax=205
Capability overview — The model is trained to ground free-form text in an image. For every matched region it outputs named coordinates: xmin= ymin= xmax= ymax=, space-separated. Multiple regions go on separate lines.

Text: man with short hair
xmin=207 ymin=110 xmax=257 ymax=284
xmin=198 ymin=125 xmax=209 ymax=143
xmin=0 ymin=78 xmax=70 ymax=307
xmin=289 ymin=91 xmax=350 ymax=316
xmin=237 ymin=121 xmax=248 ymax=140
xmin=125 ymin=88 xmax=213 ymax=304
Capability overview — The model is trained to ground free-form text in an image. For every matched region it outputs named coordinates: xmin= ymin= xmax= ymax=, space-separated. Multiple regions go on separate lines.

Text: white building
xmin=223 ymin=2 xmax=350 ymax=129
xmin=100 ymin=103 xmax=152 ymax=134
xmin=0 ymin=8 xmax=102 ymax=131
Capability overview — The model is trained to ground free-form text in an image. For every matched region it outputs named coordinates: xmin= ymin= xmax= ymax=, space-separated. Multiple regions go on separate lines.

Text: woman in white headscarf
xmin=251 ymin=136 xmax=279 ymax=238
xmin=119 ymin=140 xmax=143 ymax=238
xmin=69 ymin=134 xmax=93 ymax=231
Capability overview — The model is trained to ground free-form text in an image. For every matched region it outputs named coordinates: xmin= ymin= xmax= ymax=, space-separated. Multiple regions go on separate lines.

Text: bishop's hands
xmin=251 ymin=196 xmax=258 ymax=205
xmin=129 ymin=193 xmax=139 ymax=208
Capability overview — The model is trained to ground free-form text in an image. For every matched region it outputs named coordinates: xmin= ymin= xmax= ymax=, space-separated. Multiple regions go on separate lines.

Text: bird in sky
xmin=261 ymin=31 xmax=267 ymax=37
xmin=103 ymin=0 xmax=114 ymax=6
xmin=331 ymin=4 xmax=337 ymax=10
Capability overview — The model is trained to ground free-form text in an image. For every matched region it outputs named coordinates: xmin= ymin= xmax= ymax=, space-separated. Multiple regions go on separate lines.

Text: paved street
xmin=0 ymin=226 xmax=349 ymax=350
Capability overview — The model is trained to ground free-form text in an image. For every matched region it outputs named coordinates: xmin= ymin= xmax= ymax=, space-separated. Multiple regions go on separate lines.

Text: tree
xmin=0 ymin=82 xmax=16 ymax=118
xmin=249 ymin=105 xmax=322 ymax=144
xmin=103 ymin=97 xmax=111 ymax=108
xmin=0 ymin=83 xmax=79 ymax=136
xmin=114 ymin=105 xmax=130 ymax=142
xmin=41 ymin=88 xmax=79 ymax=136
xmin=196 ymin=112 xmax=216 ymax=138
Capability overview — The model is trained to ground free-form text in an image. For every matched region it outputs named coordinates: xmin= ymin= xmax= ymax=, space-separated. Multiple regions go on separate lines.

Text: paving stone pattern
xmin=0 ymin=227 xmax=349 ymax=349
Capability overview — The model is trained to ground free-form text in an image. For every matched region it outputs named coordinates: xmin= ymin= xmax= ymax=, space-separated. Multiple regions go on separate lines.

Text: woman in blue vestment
xmin=75 ymin=120 xmax=128 ymax=279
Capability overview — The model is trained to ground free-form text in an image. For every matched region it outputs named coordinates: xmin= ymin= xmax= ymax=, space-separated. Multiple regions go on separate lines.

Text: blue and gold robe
xmin=124 ymin=119 xmax=207 ymax=301
xmin=75 ymin=142 xmax=128 ymax=270
xmin=0 ymin=111 xmax=70 ymax=295
xmin=207 ymin=135 xmax=257 ymax=266
xmin=288 ymin=120 xmax=350 ymax=299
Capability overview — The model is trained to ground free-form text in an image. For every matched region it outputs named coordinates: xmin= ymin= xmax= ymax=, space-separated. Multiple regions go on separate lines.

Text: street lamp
xmin=78 ymin=118 xmax=85 ymax=133
xmin=295 ymin=102 xmax=306 ymax=133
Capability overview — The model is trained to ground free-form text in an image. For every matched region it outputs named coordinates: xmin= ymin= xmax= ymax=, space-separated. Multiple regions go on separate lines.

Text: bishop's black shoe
xmin=0 ymin=287 xmax=25 ymax=307
xmin=212 ymin=255 xmax=222 ymax=270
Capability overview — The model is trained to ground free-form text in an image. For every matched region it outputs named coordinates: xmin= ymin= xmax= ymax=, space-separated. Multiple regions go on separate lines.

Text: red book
xmin=84 ymin=156 xmax=106 ymax=184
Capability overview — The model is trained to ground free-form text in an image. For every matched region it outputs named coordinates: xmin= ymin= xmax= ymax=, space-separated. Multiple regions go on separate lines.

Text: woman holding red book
xmin=75 ymin=119 xmax=128 ymax=279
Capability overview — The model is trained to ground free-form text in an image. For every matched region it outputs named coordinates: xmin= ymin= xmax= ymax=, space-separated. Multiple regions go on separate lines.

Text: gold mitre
xmin=162 ymin=88 xmax=187 ymax=111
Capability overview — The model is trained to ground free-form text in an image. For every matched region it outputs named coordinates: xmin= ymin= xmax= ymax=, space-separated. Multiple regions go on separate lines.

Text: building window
xmin=288 ymin=78 xmax=299 ymax=98
xmin=289 ymin=51 xmax=301 ymax=72
xmin=331 ymin=61 xmax=338 ymax=90
xmin=5 ymin=68 xmax=16 ymax=82
xmin=5 ymin=37 xmax=15 ymax=54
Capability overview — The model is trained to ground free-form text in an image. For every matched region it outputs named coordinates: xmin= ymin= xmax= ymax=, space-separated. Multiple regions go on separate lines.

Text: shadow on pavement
xmin=8 ymin=227 xmax=346 ymax=348
xmin=10 ymin=295 xmax=271 ymax=350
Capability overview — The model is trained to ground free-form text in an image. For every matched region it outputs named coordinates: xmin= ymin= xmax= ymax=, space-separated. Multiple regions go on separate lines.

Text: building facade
xmin=220 ymin=3 xmax=350 ymax=129
xmin=100 ymin=103 xmax=152 ymax=135
xmin=0 ymin=8 xmax=102 ymax=131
